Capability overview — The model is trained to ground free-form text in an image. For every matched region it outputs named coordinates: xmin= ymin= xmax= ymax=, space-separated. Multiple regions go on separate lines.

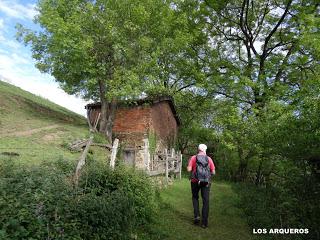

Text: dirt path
xmin=0 ymin=124 xmax=60 ymax=137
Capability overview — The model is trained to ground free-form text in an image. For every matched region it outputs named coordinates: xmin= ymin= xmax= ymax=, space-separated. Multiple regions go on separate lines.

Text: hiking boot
xmin=194 ymin=217 xmax=200 ymax=225
xmin=201 ymin=224 xmax=208 ymax=229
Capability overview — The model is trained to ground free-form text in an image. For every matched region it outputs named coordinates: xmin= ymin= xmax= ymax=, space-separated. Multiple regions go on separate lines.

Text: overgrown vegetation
xmin=0 ymin=158 xmax=158 ymax=240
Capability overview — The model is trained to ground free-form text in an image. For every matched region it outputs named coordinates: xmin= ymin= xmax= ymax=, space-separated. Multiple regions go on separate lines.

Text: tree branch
xmin=253 ymin=1 xmax=269 ymax=41
xmin=175 ymin=83 xmax=196 ymax=92
xmin=239 ymin=0 xmax=259 ymax=56
xmin=214 ymin=90 xmax=253 ymax=105
xmin=262 ymin=0 xmax=293 ymax=56
xmin=274 ymin=44 xmax=295 ymax=82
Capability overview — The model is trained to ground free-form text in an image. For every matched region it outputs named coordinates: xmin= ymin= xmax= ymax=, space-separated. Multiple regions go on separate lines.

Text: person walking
xmin=187 ymin=144 xmax=215 ymax=228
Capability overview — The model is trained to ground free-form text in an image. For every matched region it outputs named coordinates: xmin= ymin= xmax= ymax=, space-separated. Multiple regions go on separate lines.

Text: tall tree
xmin=17 ymin=0 xmax=174 ymax=142
xmin=181 ymin=0 xmax=319 ymax=111
xmin=177 ymin=0 xmax=320 ymax=179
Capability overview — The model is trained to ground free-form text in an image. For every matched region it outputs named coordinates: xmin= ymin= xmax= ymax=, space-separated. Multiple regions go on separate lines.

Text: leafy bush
xmin=233 ymin=168 xmax=320 ymax=240
xmin=0 ymin=158 xmax=158 ymax=239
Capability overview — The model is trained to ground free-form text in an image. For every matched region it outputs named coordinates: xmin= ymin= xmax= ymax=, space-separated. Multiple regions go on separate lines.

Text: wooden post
xmin=93 ymin=113 xmax=101 ymax=131
xmin=165 ymin=149 xmax=168 ymax=183
xmin=74 ymin=135 xmax=93 ymax=186
xmin=86 ymin=109 xmax=94 ymax=131
xmin=171 ymin=148 xmax=175 ymax=171
xmin=151 ymin=154 xmax=154 ymax=171
xmin=179 ymin=152 xmax=183 ymax=180
xmin=110 ymin=138 xmax=119 ymax=170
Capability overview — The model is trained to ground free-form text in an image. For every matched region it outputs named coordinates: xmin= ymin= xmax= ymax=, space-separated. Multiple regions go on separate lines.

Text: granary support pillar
xmin=143 ymin=138 xmax=150 ymax=171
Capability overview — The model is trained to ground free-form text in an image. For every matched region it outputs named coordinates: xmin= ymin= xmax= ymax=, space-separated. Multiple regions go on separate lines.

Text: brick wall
xmin=113 ymin=105 xmax=151 ymax=133
xmin=87 ymin=101 xmax=178 ymax=148
xmin=150 ymin=101 xmax=178 ymax=146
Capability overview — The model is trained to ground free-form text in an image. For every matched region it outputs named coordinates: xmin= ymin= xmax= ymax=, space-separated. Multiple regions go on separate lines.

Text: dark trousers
xmin=191 ymin=181 xmax=211 ymax=226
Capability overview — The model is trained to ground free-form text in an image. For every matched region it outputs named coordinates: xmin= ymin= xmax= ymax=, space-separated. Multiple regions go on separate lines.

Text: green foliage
xmin=0 ymin=159 xmax=158 ymax=240
xmin=233 ymin=170 xmax=320 ymax=240
xmin=16 ymin=0 xmax=190 ymax=101
xmin=91 ymin=132 xmax=109 ymax=144
xmin=148 ymin=131 xmax=157 ymax=155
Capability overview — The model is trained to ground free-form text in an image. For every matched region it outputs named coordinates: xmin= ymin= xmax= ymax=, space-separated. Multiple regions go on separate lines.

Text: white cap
xmin=198 ymin=144 xmax=207 ymax=153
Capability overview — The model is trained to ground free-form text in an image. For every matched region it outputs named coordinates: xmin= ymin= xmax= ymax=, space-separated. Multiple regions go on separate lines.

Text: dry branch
xmin=74 ymin=136 xmax=93 ymax=186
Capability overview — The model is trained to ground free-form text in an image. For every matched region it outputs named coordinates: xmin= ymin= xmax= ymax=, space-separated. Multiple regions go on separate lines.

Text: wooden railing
xmin=147 ymin=149 xmax=182 ymax=180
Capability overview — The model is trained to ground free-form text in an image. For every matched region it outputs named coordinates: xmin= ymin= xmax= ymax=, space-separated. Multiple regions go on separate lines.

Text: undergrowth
xmin=0 ymin=158 xmax=158 ymax=240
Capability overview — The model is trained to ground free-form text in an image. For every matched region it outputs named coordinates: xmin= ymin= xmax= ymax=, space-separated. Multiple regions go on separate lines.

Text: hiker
xmin=187 ymin=144 xmax=215 ymax=228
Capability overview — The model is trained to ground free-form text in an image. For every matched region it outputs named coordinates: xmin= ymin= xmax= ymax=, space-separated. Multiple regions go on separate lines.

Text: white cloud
xmin=0 ymin=18 xmax=4 ymax=41
xmin=4 ymin=39 xmax=22 ymax=49
xmin=0 ymin=1 xmax=37 ymax=20
xmin=11 ymin=52 xmax=28 ymax=64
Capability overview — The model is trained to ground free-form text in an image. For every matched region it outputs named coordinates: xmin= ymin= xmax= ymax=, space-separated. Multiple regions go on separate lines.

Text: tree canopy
xmin=17 ymin=0 xmax=196 ymax=141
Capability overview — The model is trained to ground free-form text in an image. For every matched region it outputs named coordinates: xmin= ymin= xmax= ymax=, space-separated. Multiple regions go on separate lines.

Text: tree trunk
xmin=105 ymin=99 xmax=117 ymax=143
xmin=98 ymin=80 xmax=117 ymax=143
xmin=236 ymin=145 xmax=248 ymax=181
xmin=255 ymin=159 xmax=263 ymax=185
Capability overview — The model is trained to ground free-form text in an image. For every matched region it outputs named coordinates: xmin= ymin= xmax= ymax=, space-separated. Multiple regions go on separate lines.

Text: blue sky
xmin=0 ymin=0 xmax=88 ymax=115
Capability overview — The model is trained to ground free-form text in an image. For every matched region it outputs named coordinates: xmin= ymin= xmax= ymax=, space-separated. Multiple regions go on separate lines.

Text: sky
xmin=0 ymin=0 xmax=88 ymax=116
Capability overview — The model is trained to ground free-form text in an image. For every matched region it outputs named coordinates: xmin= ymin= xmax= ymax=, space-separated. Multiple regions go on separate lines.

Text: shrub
xmin=0 ymin=158 xmax=158 ymax=239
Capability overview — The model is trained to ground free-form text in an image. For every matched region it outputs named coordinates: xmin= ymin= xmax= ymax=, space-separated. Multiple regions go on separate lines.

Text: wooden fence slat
xmin=93 ymin=113 xmax=101 ymax=131
xmin=164 ymin=149 xmax=168 ymax=183
xmin=147 ymin=169 xmax=166 ymax=176
xmin=74 ymin=136 xmax=93 ymax=186
xmin=179 ymin=153 xmax=182 ymax=180
xmin=110 ymin=138 xmax=119 ymax=170
xmin=86 ymin=109 xmax=94 ymax=131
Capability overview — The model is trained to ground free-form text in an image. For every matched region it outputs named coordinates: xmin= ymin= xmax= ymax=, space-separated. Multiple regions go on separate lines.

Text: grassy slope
xmin=0 ymin=80 xmax=106 ymax=165
xmin=151 ymin=179 xmax=257 ymax=240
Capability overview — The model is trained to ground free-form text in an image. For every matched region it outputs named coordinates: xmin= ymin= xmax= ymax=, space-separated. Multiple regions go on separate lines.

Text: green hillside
xmin=0 ymin=80 xmax=100 ymax=165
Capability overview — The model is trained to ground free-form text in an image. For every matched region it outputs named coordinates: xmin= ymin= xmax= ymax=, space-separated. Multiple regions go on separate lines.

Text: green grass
xmin=0 ymin=80 xmax=108 ymax=166
xmin=149 ymin=179 xmax=257 ymax=240
xmin=0 ymin=80 xmax=86 ymax=131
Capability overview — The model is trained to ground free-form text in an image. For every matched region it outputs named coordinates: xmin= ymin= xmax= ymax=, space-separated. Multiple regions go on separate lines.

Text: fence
xmin=147 ymin=148 xmax=183 ymax=181
xmin=1 ymin=137 xmax=183 ymax=184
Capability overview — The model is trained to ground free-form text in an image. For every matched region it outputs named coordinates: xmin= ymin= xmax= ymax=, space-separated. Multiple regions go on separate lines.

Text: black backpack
xmin=195 ymin=155 xmax=211 ymax=184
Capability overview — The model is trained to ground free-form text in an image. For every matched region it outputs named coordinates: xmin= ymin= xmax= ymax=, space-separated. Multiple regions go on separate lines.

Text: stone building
xmin=85 ymin=96 xmax=180 ymax=169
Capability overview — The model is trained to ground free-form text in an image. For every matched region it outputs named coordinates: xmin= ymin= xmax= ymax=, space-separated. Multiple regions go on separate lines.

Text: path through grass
xmin=152 ymin=179 xmax=256 ymax=240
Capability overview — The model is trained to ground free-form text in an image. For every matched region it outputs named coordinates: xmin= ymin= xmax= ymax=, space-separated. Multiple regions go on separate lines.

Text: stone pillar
xmin=143 ymin=138 xmax=150 ymax=171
